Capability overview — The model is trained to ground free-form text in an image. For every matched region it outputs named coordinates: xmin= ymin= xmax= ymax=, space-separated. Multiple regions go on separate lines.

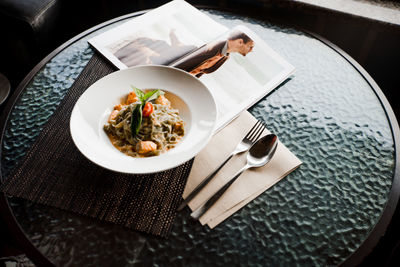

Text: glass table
xmin=1 ymin=7 xmax=399 ymax=266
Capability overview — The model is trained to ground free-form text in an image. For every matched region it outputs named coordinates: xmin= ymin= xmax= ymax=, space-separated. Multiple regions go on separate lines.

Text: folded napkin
xmin=183 ymin=111 xmax=302 ymax=228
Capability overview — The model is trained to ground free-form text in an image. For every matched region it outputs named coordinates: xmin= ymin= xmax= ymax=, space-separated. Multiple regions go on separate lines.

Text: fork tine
xmin=244 ymin=120 xmax=261 ymax=139
xmin=253 ymin=122 xmax=266 ymax=141
xmin=247 ymin=120 xmax=263 ymax=141
xmin=249 ymin=121 xmax=265 ymax=142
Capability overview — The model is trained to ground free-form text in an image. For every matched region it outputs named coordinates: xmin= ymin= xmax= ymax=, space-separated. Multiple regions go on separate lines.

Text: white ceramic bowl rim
xmin=70 ymin=65 xmax=217 ymax=174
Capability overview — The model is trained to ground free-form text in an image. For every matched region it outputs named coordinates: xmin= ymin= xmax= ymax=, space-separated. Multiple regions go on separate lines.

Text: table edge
xmin=302 ymin=30 xmax=400 ymax=267
xmin=0 ymin=6 xmax=399 ymax=266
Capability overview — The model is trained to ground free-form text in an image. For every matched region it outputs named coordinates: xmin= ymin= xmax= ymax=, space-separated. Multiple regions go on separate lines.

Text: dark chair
xmin=0 ymin=73 xmax=10 ymax=106
xmin=0 ymin=0 xmax=63 ymax=90
xmin=0 ymin=0 xmax=144 ymax=93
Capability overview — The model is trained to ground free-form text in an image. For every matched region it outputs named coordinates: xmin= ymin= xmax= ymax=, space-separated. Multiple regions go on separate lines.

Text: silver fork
xmin=177 ymin=120 xmax=266 ymax=211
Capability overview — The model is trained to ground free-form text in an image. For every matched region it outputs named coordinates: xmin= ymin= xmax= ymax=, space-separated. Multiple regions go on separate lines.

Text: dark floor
xmin=1 ymin=0 xmax=400 ymax=266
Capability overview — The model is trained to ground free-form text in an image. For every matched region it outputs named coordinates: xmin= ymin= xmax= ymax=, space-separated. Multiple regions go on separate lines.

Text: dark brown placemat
xmin=0 ymin=53 xmax=192 ymax=237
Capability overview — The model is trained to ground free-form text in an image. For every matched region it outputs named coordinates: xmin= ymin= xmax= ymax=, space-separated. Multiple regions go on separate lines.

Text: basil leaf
xmin=129 ymin=88 xmax=164 ymax=137
xmin=143 ymin=89 xmax=164 ymax=103
xmin=131 ymin=86 xmax=145 ymax=102
xmin=130 ymin=103 xmax=142 ymax=137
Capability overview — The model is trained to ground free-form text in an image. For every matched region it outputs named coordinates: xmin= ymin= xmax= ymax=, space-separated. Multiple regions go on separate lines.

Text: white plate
xmin=70 ymin=65 xmax=217 ymax=174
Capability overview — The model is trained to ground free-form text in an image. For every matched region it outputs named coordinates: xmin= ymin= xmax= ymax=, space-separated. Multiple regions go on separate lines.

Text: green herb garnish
xmin=130 ymin=86 xmax=164 ymax=137
xmin=130 ymin=103 xmax=143 ymax=136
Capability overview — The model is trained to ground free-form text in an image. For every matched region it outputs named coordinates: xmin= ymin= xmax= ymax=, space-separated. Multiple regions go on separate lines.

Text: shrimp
xmin=108 ymin=110 xmax=119 ymax=123
xmin=155 ymin=95 xmax=170 ymax=106
xmin=114 ymin=104 xmax=123 ymax=110
xmin=136 ymin=141 xmax=157 ymax=154
xmin=126 ymin=91 xmax=138 ymax=104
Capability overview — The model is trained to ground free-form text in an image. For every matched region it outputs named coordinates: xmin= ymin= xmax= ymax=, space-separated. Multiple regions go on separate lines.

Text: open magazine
xmin=88 ymin=0 xmax=295 ymax=132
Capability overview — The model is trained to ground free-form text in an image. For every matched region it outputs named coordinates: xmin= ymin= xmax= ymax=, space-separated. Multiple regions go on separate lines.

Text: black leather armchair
xmin=0 ymin=0 xmax=64 ymax=89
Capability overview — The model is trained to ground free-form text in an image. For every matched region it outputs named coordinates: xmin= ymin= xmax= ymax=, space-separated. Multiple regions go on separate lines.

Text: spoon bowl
xmin=191 ymin=133 xmax=278 ymax=220
xmin=247 ymin=134 xmax=278 ymax=167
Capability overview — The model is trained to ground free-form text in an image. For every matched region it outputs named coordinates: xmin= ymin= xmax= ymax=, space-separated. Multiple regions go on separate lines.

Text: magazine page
xmin=88 ymin=0 xmax=227 ymax=69
xmin=88 ymin=0 xmax=295 ymax=132
xmin=169 ymin=24 xmax=295 ymax=130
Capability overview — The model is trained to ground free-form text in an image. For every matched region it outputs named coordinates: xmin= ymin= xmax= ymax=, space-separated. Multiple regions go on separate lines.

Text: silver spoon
xmin=190 ymin=134 xmax=278 ymax=220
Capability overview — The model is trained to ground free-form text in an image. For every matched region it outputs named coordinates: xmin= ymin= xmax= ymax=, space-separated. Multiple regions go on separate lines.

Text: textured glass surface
xmin=1 ymin=10 xmax=396 ymax=266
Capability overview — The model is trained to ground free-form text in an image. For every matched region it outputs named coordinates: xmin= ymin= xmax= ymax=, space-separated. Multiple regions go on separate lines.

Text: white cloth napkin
xmin=183 ymin=111 xmax=302 ymax=228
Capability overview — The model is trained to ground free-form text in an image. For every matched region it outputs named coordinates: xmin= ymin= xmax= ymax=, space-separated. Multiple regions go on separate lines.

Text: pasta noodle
xmin=104 ymin=91 xmax=185 ymax=157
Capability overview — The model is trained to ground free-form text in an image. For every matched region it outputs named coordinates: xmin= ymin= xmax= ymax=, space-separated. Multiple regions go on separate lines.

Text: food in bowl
xmin=103 ymin=86 xmax=185 ymax=157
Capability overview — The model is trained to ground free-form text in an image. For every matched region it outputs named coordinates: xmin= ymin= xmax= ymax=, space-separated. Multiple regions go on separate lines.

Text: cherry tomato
xmin=142 ymin=102 xmax=154 ymax=117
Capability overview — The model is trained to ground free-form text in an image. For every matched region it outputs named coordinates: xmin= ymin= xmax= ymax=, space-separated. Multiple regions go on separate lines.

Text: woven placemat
xmin=0 ymin=53 xmax=193 ymax=237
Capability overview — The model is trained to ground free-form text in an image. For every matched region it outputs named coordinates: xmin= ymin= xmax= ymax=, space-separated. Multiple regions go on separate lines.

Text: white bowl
xmin=70 ymin=65 xmax=217 ymax=174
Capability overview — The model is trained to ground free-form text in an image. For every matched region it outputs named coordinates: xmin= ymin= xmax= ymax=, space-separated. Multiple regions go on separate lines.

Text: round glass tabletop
xmin=1 ymin=8 xmax=398 ymax=266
